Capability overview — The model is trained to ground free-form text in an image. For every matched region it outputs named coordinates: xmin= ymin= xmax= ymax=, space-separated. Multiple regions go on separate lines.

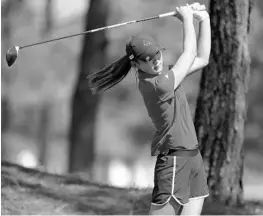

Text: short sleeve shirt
xmin=138 ymin=66 xmax=199 ymax=156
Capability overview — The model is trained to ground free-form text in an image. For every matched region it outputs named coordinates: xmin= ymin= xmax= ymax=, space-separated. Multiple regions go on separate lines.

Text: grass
xmin=2 ymin=161 xmax=263 ymax=215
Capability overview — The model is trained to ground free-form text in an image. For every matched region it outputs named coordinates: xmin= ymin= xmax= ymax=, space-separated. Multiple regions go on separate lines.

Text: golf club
xmin=6 ymin=4 xmax=205 ymax=67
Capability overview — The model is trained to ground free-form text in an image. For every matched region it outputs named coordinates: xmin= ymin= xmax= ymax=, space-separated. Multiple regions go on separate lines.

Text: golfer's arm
xmin=187 ymin=17 xmax=211 ymax=76
xmin=171 ymin=18 xmax=197 ymax=90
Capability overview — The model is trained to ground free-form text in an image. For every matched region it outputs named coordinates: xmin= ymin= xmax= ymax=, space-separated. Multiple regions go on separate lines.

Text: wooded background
xmin=1 ymin=0 xmax=263 ymax=206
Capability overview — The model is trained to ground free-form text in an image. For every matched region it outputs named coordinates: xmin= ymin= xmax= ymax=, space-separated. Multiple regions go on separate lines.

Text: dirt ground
xmin=2 ymin=161 xmax=263 ymax=215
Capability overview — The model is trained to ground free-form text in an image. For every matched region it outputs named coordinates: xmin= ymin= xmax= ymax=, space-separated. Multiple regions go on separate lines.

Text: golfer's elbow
xmin=197 ymin=55 xmax=209 ymax=68
xmin=202 ymin=59 xmax=209 ymax=67
xmin=197 ymin=52 xmax=210 ymax=67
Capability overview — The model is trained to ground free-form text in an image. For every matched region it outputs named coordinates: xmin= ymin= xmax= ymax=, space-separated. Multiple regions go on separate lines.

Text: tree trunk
xmin=41 ymin=0 xmax=54 ymax=37
xmin=37 ymin=0 xmax=54 ymax=168
xmin=38 ymin=102 xmax=51 ymax=168
xmin=194 ymin=0 xmax=254 ymax=205
xmin=69 ymin=0 xmax=109 ymax=175
xmin=1 ymin=0 xmax=24 ymax=158
xmin=1 ymin=0 xmax=16 ymax=132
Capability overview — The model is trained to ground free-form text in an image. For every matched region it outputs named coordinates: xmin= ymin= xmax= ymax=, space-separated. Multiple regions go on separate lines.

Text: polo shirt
xmin=138 ymin=66 xmax=199 ymax=156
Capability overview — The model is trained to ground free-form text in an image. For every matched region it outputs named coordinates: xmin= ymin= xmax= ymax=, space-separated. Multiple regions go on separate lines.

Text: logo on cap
xmin=143 ymin=40 xmax=151 ymax=47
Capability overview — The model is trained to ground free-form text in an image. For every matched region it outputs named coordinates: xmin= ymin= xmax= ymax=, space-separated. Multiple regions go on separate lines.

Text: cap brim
xmin=138 ymin=45 xmax=165 ymax=61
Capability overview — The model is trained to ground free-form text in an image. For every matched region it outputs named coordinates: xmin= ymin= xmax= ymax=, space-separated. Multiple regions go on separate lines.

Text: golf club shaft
xmin=20 ymin=11 xmax=177 ymax=49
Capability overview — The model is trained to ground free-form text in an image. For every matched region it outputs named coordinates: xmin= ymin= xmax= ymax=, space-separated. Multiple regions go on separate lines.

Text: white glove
xmin=189 ymin=2 xmax=210 ymax=22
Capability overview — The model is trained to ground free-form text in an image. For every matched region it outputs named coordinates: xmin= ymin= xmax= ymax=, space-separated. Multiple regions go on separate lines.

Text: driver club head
xmin=6 ymin=46 xmax=20 ymax=67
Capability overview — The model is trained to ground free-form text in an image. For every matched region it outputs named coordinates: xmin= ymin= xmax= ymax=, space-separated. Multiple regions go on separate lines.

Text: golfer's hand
xmin=175 ymin=5 xmax=194 ymax=22
xmin=190 ymin=2 xmax=209 ymax=22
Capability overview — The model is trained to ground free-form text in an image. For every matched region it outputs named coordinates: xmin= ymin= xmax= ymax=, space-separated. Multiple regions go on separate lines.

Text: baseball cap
xmin=125 ymin=34 xmax=164 ymax=62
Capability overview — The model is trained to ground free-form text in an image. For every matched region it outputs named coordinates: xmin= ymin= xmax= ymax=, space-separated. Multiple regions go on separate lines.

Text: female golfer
xmin=88 ymin=3 xmax=211 ymax=215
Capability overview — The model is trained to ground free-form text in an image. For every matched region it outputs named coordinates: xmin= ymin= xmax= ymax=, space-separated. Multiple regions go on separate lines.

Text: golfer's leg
xmin=180 ymin=197 xmax=204 ymax=215
xmin=149 ymin=200 xmax=182 ymax=215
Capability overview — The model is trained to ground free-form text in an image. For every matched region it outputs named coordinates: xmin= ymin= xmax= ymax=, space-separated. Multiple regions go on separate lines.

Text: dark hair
xmin=87 ymin=55 xmax=133 ymax=94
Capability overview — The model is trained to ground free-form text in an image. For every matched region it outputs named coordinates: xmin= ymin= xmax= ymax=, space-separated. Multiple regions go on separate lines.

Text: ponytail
xmin=87 ymin=55 xmax=132 ymax=94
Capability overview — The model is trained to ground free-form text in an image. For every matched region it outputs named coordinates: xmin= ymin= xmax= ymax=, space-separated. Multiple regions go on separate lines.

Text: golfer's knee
xmin=180 ymin=198 xmax=204 ymax=215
